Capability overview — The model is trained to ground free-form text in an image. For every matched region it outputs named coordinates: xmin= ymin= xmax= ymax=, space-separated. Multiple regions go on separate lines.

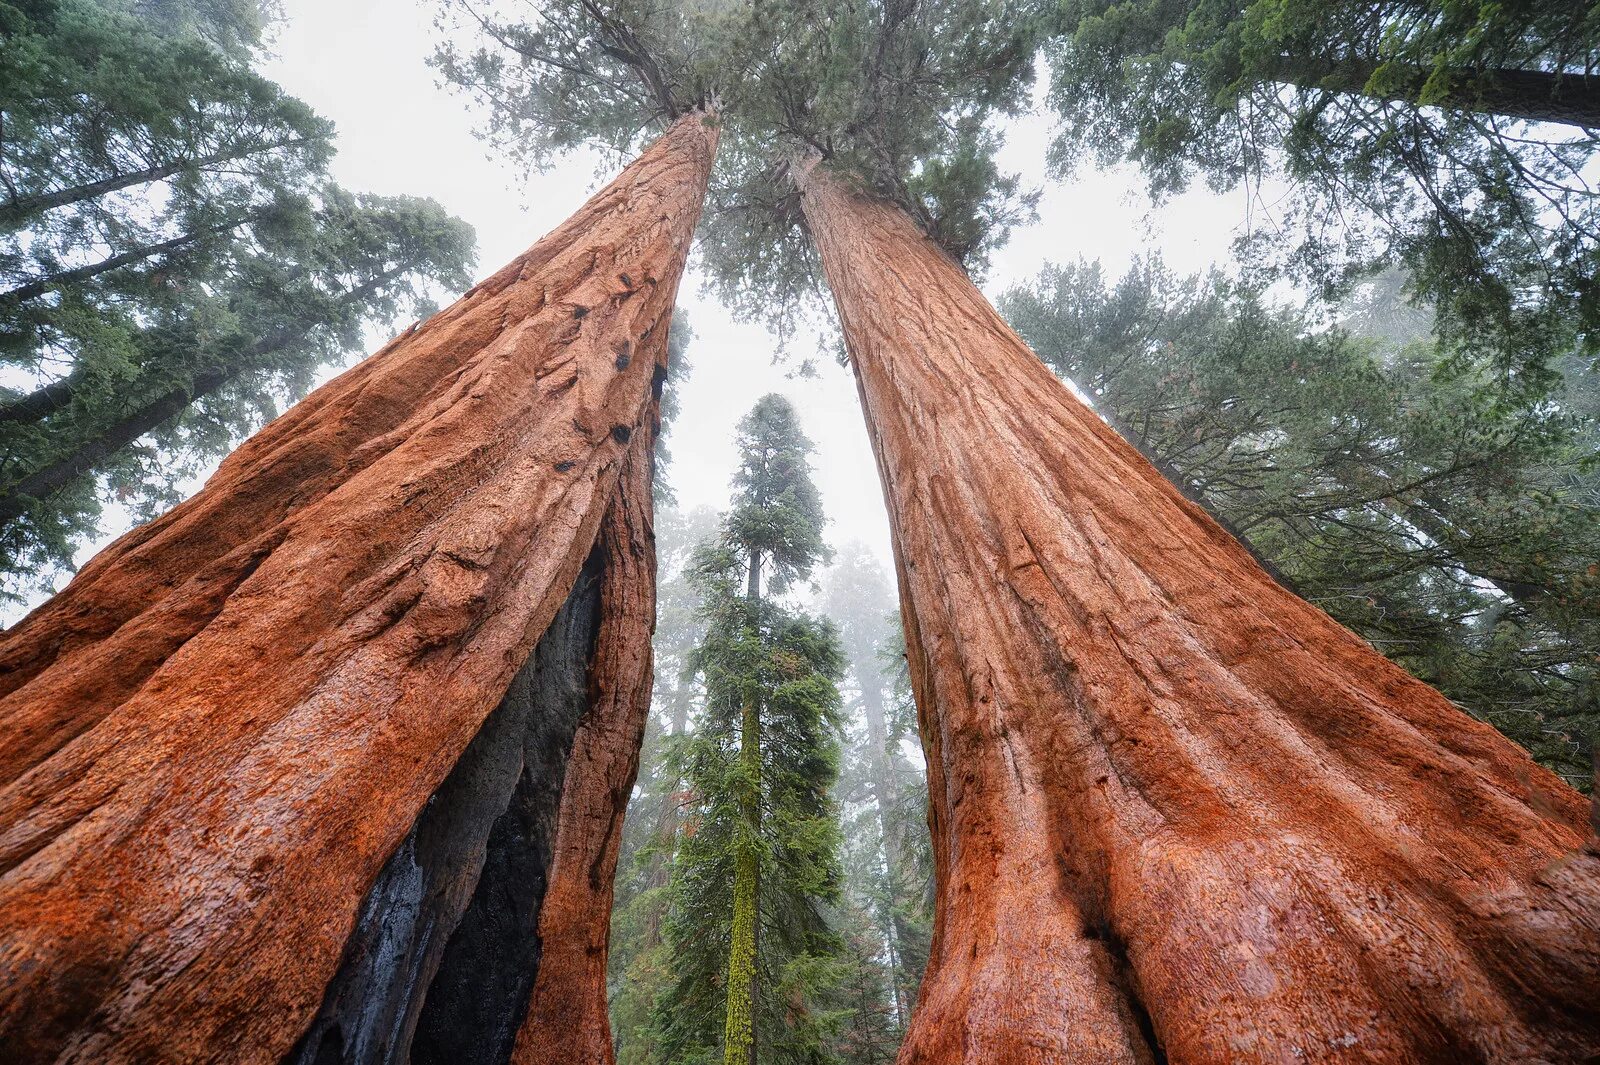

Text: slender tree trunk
xmin=797 ymin=162 xmax=1600 ymax=1063
xmin=651 ymin=677 xmax=694 ymax=873
xmin=0 ymin=111 xmax=717 ymax=1065
xmin=1267 ymin=56 xmax=1600 ymax=129
xmin=641 ymin=676 xmax=693 ymax=943
xmin=724 ymin=551 xmax=765 ymax=1065
xmin=0 ymin=210 xmax=261 ymax=307
xmin=857 ymin=670 xmax=915 ymax=1024
xmin=0 ymin=374 xmax=74 ymax=424
xmin=723 ymin=692 xmax=761 ymax=1065
xmin=0 ymin=366 xmax=229 ymax=522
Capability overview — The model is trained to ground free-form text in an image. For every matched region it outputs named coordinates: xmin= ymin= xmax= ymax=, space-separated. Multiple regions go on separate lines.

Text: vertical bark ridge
xmin=0 ymin=111 xmax=717 ymax=1065
xmin=797 ymin=162 xmax=1599 ymax=1063
xmin=286 ymin=370 xmax=663 ymax=1065
xmin=510 ymin=384 xmax=662 ymax=1065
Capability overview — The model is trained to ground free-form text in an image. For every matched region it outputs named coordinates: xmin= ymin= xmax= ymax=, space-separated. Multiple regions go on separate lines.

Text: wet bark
xmin=798 ymin=162 xmax=1600 ymax=1063
xmin=288 ymin=380 xmax=662 ymax=1065
xmin=0 ymin=111 xmax=716 ymax=1065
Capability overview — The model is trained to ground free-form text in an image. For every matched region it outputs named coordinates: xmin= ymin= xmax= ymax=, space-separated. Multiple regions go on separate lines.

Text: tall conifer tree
xmin=654 ymin=395 xmax=847 ymax=1065
xmin=0 ymin=0 xmax=476 ymax=592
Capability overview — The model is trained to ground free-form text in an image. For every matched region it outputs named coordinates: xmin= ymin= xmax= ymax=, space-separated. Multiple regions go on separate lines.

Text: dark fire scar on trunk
xmin=286 ymin=549 xmax=606 ymax=1065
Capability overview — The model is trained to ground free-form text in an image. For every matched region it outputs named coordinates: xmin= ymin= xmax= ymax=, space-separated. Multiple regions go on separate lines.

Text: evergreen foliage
xmin=1042 ymin=0 xmax=1600 ymax=386
xmin=608 ymin=503 xmax=721 ymax=1065
xmin=646 ymin=395 xmax=850 ymax=1065
xmin=1001 ymin=259 xmax=1599 ymax=786
xmin=430 ymin=0 xmax=1044 ymax=327
xmin=0 ymin=0 xmax=475 ymax=597
xmin=821 ymin=548 xmax=931 ymax=1041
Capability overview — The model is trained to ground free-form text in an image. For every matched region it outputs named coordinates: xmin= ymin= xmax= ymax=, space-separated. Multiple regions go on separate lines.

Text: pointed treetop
xmin=719 ymin=393 xmax=829 ymax=595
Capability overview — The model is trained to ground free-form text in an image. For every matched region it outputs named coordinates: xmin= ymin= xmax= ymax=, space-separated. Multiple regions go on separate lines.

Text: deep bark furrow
xmin=408 ymin=549 xmax=604 ymax=1065
xmin=0 ymin=113 xmax=716 ymax=1065
xmin=287 ymin=389 xmax=660 ymax=1065
xmin=284 ymin=549 xmax=606 ymax=1065
xmin=511 ymin=355 xmax=661 ymax=1065
xmin=798 ymin=163 xmax=1599 ymax=1063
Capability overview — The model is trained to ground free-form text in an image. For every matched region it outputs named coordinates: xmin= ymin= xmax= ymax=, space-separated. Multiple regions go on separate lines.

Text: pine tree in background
xmin=1043 ymin=0 xmax=1600 ymax=388
xmin=0 ymin=0 xmax=475 ymax=595
xmin=438 ymin=5 xmax=1599 ymax=1057
xmin=650 ymin=394 xmax=848 ymax=1065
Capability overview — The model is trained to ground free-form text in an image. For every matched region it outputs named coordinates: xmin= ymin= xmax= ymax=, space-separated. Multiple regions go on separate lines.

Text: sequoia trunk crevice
xmin=284 ymin=546 xmax=605 ymax=1065
xmin=0 ymin=111 xmax=716 ymax=1065
xmin=511 ymin=389 xmax=661 ymax=1065
xmin=797 ymin=162 xmax=1600 ymax=1063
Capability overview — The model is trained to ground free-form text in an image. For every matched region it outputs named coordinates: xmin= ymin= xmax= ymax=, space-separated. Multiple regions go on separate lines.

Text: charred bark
xmin=0 ymin=111 xmax=716 ymax=1065
xmin=511 ymin=401 xmax=660 ymax=1065
xmin=797 ymin=162 xmax=1600 ymax=1063
xmin=285 ymin=546 xmax=605 ymax=1065
xmin=286 ymin=360 xmax=662 ymax=1065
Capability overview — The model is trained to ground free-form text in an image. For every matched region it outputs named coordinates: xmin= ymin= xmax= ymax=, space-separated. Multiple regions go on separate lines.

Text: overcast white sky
xmin=5 ymin=0 xmax=1265 ymax=623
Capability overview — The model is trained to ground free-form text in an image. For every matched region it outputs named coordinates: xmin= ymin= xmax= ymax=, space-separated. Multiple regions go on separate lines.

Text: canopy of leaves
xmin=431 ymin=0 xmax=1045 ymax=327
xmin=1001 ymin=257 xmax=1599 ymax=787
xmin=1043 ymin=0 xmax=1600 ymax=389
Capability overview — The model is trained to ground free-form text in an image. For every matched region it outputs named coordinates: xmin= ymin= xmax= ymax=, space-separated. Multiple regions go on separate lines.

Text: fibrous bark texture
xmin=285 ymin=543 xmax=605 ymax=1065
xmin=798 ymin=163 xmax=1600 ymax=1064
xmin=510 ymin=420 xmax=659 ymax=1065
xmin=0 ymin=111 xmax=716 ymax=1065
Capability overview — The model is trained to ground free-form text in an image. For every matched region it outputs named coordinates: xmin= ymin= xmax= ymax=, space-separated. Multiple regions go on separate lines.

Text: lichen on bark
xmin=722 ymin=695 xmax=762 ymax=1065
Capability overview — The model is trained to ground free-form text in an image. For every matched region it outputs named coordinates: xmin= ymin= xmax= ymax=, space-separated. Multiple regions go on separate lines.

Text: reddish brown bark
xmin=797 ymin=163 xmax=1600 ymax=1063
xmin=510 ymin=390 xmax=660 ymax=1065
xmin=0 ymin=112 xmax=716 ymax=1065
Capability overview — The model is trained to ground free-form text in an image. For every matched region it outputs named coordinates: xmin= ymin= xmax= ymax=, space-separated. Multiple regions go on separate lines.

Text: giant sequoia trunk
xmin=288 ymin=422 xmax=660 ymax=1065
xmin=797 ymin=163 xmax=1600 ymax=1063
xmin=0 ymin=111 xmax=716 ymax=1065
